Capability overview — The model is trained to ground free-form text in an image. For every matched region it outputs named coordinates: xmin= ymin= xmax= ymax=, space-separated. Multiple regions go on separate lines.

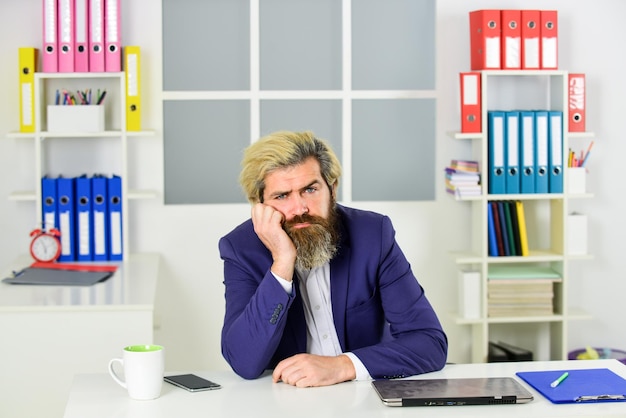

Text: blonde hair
xmin=239 ymin=131 xmax=342 ymax=203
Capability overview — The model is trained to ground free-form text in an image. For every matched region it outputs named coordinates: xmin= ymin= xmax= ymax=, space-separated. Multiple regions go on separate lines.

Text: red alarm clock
xmin=29 ymin=227 xmax=62 ymax=263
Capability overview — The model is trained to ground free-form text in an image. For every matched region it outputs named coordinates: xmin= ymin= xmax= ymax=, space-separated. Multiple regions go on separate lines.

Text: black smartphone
xmin=164 ymin=374 xmax=222 ymax=392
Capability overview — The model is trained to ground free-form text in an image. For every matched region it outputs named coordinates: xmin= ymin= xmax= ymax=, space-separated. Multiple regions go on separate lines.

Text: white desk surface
xmin=0 ymin=253 xmax=159 ymax=312
xmin=64 ymin=359 xmax=626 ymax=418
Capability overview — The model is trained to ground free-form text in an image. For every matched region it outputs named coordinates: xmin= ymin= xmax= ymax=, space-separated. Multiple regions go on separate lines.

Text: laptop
xmin=372 ymin=377 xmax=533 ymax=407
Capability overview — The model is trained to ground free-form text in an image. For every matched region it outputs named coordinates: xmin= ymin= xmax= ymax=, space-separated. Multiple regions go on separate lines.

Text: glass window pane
xmin=163 ymin=100 xmax=250 ymax=204
xmin=163 ymin=0 xmax=250 ymax=91
xmin=352 ymin=99 xmax=435 ymax=201
xmin=352 ymin=0 xmax=435 ymax=90
xmin=260 ymin=99 xmax=343 ymax=200
xmin=161 ymin=0 xmax=439 ymax=204
xmin=260 ymin=0 xmax=342 ymax=90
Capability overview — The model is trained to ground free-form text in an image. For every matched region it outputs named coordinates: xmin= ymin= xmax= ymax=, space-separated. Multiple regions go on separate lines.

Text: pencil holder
xmin=567 ymin=167 xmax=586 ymax=194
xmin=47 ymin=105 xmax=105 ymax=133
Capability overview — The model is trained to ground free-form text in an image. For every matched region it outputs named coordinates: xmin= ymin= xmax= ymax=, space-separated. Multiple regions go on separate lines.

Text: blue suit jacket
xmin=219 ymin=205 xmax=447 ymax=380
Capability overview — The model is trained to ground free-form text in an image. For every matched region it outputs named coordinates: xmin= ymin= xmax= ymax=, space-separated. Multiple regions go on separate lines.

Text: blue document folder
xmin=517 ymin=368 xmax=626 ymax=404
xmin=548 ymin=111 xmax=564 ymax=193
xmin=57 ymin=176 xmax=76 ymax=262
xmin=108 ymin=175 xmax=123 ymax=261
xmin=76 ymin=175 xmax=94 ymax=262
xmin=534 ymin=111 xmax=549 ymax=194
xmin=504 ymin=111 xmax=520 ymax=194
xmin=488 ymin=111 xmax=506 ymax=194
xmin=92 ymin=175 xmax=109 ymax=261
xmin=41 ymin=176 xmax=58 ymax=229
xmin=487 ymin=202 xmax=498 ymax=256
xmin=519 ymin=111 xmax=536 ymax=194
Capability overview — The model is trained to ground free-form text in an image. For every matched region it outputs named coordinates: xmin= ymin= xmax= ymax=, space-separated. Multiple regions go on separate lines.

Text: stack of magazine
xmin=445 ymin=160 xmax=481 ymax=198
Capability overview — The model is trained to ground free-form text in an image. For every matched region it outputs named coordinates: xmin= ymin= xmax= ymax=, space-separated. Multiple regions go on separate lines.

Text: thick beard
xmin=283 ymin=206 xmax=340 ymax=271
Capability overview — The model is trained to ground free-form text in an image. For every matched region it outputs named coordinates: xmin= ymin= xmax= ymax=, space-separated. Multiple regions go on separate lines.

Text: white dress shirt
xmin=273 ymin=264 xmax=371 ymax=381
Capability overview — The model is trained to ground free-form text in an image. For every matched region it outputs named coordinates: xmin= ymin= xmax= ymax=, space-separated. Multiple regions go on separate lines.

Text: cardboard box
xmin=47 ymin=105 xmax=105 ymax=132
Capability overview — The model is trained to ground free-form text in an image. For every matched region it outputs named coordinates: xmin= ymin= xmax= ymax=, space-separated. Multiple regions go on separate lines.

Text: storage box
xmin=568 ymin=167 xmax=586 ymax=194
xmin=567 ymin=212 xmax=588 ymax=255
xmin=47 ymin=105 xmax=105 ymax=132
xmin=458 ymin=270 xmax=481 ymax=319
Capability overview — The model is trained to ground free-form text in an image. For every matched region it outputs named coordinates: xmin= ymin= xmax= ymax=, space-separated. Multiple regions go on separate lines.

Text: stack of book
xmin=487 ymin=265 xmax=561 ymax=317
xmin=445 ymin=160 xmax=481 ymax=198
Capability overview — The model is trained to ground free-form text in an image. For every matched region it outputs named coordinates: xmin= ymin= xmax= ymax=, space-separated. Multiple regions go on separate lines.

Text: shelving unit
xmin=451 ymin=70 xmax=595 ymax=363
xmin=6 ymin=72 xmax=156 ymax=261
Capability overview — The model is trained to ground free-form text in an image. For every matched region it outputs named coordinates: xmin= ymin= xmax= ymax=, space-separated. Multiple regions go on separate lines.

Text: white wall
xmin=0 ymin=0 xmax=624 ymax=379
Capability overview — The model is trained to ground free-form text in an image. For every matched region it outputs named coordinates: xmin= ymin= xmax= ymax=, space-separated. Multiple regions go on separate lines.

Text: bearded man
xmin=219 ymin=131 xmax=447 ymax=387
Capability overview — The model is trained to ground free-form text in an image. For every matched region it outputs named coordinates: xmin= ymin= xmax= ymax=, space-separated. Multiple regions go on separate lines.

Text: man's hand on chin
xmin=272 ymin=353 xmax=356 ymax=387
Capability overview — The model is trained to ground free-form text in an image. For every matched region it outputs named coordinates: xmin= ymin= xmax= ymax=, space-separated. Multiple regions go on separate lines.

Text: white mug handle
xmin=108 ymin=358 xmax=127 ymax=389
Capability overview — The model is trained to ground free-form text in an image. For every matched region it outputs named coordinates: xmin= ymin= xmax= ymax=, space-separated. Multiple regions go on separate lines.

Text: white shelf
xmin=10 ymin=189 xmax=158 ymax=202
xmin=453 ymin=252 xmax=594 ymax=265
xmin=480 ymin=69 xmax=568 ymax=77
xmin=568 ymin=131 xmax=596 ymax=139
xmin=39 ymin=130 xmax=148 ymax=138
xmin=35 ymin=71 xmax=124 ymax=80
xmin=8 ymin=191 xmax=37 ymax=201
xmin=8 ymin=129 xmax=156 ymax=139
xmin=127 ymin=189 xmax=159 ymax=200
xmin=6 ymin=71 xmax=156 ymax=261
xmin=6 ymin=131 xmax=35 ymax=139
xmin=454 ymin=308 xmax=592 ymax=326
xmin=450 ymin=70 xmax=595 ymax=363
xmin=452 ymin=130 xmax=595 ymax=141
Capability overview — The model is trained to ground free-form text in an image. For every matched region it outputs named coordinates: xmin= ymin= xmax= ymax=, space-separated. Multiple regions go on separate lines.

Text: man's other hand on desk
xmin=272 ymin=353 xmax=356 ymax=387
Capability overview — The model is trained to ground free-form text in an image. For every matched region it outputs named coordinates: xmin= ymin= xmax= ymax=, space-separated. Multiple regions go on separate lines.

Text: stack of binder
xmin=487 ymin=200 xmax=529 ymax=257
xmin=469 ymin=9 xmax=558 ymax=71
xmin=487 ymin=110 xmax=564 ymax=195
xmin=19 ymin=44 xmax=143 ymax=134
xmin=42 ymin=0 xmax=122 ymax=73
xmin=41 ymin=174 xmax=123 ymax=262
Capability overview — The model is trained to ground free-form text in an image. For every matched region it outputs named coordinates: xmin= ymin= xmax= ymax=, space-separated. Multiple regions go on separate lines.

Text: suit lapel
xmin=330 ymin=244 xmax=351 ymax=351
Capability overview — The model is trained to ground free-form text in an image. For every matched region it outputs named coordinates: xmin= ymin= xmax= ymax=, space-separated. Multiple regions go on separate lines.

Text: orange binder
xmin=568 ymin=73 xmax=586 ymax=132
xmin=521 ymin=10 xmax=541 ymax=70
xmin=460 ymin=72 xmax=481 ymax=133
xmin=469 ymin=10 xmax=501 ymax=70
xmin=500 ymin=10 xmax=521 ymax=70
xmin=540 ymin=10 xmax=558 ymax=69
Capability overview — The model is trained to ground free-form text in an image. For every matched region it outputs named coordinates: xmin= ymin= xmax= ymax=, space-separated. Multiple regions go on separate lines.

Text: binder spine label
xmin=21 ymin=83 xmax=33 ymax=127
